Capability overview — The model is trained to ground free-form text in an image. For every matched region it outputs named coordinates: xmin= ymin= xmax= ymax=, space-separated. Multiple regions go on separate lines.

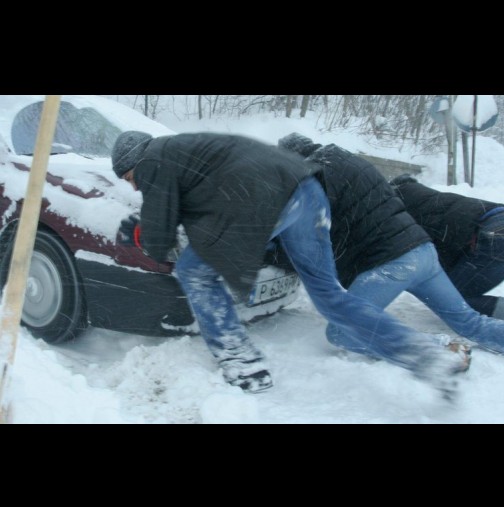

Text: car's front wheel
xmin=0 ymin=229 xmax=88 ymax=344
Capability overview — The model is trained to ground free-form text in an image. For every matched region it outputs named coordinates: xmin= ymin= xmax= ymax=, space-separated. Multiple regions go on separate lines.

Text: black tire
xmin=0 ymin=229 xmax=88 ymax=344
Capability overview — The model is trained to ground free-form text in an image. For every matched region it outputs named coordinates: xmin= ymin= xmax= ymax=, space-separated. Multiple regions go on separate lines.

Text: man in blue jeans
xmin=112 ymin=131 xmax=466 ymax=398
xmin=391 ymin=174 xmax=504 ymax=320
xmin=279 ymin=133 xmax=504 ymax=361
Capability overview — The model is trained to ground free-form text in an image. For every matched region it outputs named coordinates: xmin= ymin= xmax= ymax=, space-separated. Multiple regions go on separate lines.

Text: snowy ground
xmin=4 ymin=104 xmax=504 ymax=424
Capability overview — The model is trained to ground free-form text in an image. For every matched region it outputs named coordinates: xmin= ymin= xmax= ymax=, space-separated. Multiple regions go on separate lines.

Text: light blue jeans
xmin=327 ymin=241 xmax=504 ymax=355
xmin=176 ymin=177 xmax=443 ymax=373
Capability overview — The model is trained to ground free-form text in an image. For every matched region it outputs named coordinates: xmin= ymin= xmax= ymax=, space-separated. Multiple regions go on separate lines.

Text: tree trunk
xmin=286 ymin=95 xmax=293 ymax=118
xmin=150 ymin=96 xmax=160 ymax=119
xmin=212 ymin=95 xmax=220 ymax=115
xmin=300 ymin=95 xmax=310 ymax=118
xmin=413 ymin=95 xmax=426 ymax=144
xmin=198 ymin=95 xmax=203 ymax=120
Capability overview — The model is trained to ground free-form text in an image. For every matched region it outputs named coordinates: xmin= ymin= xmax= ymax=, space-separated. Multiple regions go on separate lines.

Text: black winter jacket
xmin=391 ymin=176 xmax=502 ymax=271
xmin=133 ymin=133 xmax=317 ymax=297
xmin=305 ymin=145 xmax=431 ymax=288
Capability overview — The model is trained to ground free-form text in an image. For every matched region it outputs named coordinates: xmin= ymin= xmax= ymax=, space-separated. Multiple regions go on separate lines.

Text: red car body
xmin=0 ymin=96 xmax=300 ymax=343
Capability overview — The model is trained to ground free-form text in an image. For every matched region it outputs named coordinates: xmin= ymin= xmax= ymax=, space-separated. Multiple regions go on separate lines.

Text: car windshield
xmin=11 ymin=101 xmax=122 ymax=157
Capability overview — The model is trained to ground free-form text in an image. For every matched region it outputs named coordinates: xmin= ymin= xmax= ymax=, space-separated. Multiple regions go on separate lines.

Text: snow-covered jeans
xmin=327 ymin=241 xmax=504 ymax=355
xmin=447 ymin=211 xmax=504 ymax=318
xmin=176 ymin=177 xmax=449 ymax=375
xmin=175 ymin=245 xmax=265 ymax=384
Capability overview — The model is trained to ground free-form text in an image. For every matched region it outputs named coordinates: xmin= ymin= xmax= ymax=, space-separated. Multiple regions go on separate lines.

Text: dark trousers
xmin=448 ymin=212 xmax=504 ymax=317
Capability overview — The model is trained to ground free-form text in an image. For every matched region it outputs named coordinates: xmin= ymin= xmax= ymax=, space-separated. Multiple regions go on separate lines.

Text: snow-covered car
xmin=0 ymin=95 xmax=300 ymax=344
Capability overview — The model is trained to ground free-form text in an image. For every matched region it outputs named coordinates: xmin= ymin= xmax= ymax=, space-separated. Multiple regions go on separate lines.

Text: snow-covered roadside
xmin=3 ymin=108 xmax=504 ymax=424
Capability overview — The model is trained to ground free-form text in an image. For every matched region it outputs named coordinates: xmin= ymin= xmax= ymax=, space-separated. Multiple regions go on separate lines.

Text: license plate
xmin=248 ymin=273 xmax=300 ymax=306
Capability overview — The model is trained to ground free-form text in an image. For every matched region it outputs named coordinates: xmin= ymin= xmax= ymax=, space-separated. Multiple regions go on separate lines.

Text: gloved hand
xmin=389 ymin=173 xmax=418 ymax=187
xmin=118 ymin=213 xmax=142 ymax=248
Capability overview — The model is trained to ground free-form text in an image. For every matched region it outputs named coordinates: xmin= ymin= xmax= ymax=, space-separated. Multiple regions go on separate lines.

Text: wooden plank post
xmin=0 ymin=95 xmax=61 ymax=423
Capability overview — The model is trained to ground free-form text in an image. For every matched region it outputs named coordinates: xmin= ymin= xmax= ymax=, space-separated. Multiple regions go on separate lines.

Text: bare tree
xmin=300 ymin=95 xmax=310 ymax=118
xmin=103 ymin=95 xmax=461 ymax=154
xmin=212 ymin=95 xmax=220 ymax=115
xmin=286 ymin=95 xmax=294 ymax=118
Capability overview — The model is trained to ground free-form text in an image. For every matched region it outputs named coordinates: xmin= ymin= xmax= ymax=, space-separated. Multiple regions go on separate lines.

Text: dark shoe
xmin=217 ymin=338 xmax=272 ymax=393
xmin=229 ymin=369 xmax=273 ymax=393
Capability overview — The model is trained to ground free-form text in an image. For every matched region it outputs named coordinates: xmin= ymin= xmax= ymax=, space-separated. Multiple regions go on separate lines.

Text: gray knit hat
xmin=112 ymin=131 xmax=153 ymax=178
xmin=278 ymin=132 xmax=321 ymax=158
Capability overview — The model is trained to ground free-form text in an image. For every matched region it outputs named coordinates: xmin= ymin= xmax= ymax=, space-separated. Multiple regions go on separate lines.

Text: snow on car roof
xmin=0 ymin=95 xmax=175 ymax=152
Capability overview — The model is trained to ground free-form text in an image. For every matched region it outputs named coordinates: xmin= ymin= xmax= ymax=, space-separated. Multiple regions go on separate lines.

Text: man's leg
xmin=448 ymin=214 xmax=504 ymax=317
xmin=408 ymin=243 xmax=504 ymax=355
xmin=176 ymin=245 xmax=272 ymax=393
xmin=448 ymin=256 xmax=500 ymax=317
xmin=327 ymin=243 xmax=472 ymax=369
xmin=272 ymin=177 xmax=460 ymax=375
xmin=327 ymin=246 xmax=420 ymax=358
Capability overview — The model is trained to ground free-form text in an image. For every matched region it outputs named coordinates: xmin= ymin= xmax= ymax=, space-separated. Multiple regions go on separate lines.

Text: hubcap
xmin=23 ymin=251 xmax=62 ymax=327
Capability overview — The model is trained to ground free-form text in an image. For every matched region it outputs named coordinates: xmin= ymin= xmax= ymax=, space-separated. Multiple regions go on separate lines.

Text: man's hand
xmin=118 ymin=213 xmax=142 ymax=248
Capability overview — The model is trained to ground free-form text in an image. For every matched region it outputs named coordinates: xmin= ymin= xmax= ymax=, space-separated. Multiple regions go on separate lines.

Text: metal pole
xmin=470 ymin=95 xmax=478 ymax=187
xmin=462 ymin=132 xmax=471 ymax=184
xmin=446 ymin=95 xmax=457 ymax=185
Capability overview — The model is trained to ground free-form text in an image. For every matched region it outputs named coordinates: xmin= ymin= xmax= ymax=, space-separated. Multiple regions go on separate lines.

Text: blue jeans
xmin=177 ymin=177 xmax=443 ymax=373
xmin=448 ymin=212 xmax=504 ymax=317
xmin=327 ymin=241 xmax=504 ymax=355
xmin=175 ymin=245 xmax=257 ymax=360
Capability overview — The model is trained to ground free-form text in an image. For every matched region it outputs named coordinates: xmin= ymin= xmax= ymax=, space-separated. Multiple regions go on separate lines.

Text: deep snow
xmin=3 ymin=99 xmax=504 ymax=424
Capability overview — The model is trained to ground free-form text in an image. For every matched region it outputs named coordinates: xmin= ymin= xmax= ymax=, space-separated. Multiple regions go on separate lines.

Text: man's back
xmin=391 ymin=176 xmax=501 ymax=270
xmin=307 ymin=144 xmax=429 ymax=287
xmin=137 ymin=132 xmax=318 ymax=296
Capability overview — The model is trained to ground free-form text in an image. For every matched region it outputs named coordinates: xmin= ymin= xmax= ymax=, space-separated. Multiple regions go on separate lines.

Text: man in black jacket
xmin=279 ymin=132 xmax=504 ymax=359
xmin=111 ymin=131 xmax=466 ymax=397
xmin=391 ymin=174 xmax=504 ymax=320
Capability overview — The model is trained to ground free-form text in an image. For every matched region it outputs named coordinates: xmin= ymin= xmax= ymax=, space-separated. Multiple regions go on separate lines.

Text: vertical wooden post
xmin=0 ymin=95 xmax=61 ymax=423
